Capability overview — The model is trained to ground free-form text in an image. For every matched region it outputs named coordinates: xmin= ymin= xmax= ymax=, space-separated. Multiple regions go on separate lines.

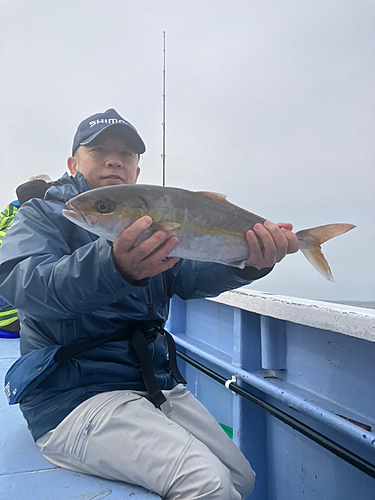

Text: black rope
xmin=176 ymin=350 xmax=375 ymax=479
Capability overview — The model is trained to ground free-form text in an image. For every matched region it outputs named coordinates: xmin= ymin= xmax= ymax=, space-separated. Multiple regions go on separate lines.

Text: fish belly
xmin=168 ymin=231 xmax=249 ymax=267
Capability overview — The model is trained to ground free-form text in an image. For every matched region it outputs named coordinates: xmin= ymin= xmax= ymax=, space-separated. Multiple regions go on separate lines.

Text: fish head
xmin=62 ymin=185 xmax=144 ymax=241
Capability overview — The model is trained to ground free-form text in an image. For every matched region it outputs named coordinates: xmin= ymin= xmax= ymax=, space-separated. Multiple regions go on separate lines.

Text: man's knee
xmin=168 ymin=466 xmax=240 ymax=499
xmin=237 ymin=465 xmax=255 ymax=499
xmin=198 ymin=464 xmax=240 ymax=500
xmin=166 ymin=440 xmax=242 ymax=499
xmin=232 ymin=456 xmax=256 ymax=498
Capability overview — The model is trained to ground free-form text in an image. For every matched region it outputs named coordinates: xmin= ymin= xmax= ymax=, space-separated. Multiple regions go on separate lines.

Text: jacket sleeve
xmin=0 ymin=203 xmax=17 ymax=243
xmin=166 ymin=258 xmax=273 ymax=300
xmin=0 ymin=200 xmax=142 ymax=321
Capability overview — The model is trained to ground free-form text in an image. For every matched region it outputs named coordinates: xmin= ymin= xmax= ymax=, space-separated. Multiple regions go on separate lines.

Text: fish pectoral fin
xmin=227 ymin=259 xmax=247 ymax=269
xmin=151 ymin=221 xmax=181 ymax=231
xmin=296 ymin=223 xmax=356 ymax=282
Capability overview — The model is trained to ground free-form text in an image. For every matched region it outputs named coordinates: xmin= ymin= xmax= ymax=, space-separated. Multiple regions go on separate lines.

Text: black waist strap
xmin=129 ymin=325 xmax=167 ymax=407
xmin=54 ymin=321 xmax=186 ymax=409
xmin=160 ymin=327 xmax=186 ymax=385
xmin=55 ymin=329 xmax=130 ymax=362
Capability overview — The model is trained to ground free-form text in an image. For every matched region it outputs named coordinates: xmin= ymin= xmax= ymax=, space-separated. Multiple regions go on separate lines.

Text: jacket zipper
xmin=161 ymin=272 xmax=168 ymax=304
xmin=143 ymin=285 xmax=153 ymax=320
xmin=73 ymin=393 xmax=127 ymax=457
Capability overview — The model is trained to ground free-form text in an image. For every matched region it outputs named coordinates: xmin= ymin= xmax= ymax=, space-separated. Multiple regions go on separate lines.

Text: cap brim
xmin=80 ymin=122 xmax=146 ymax=154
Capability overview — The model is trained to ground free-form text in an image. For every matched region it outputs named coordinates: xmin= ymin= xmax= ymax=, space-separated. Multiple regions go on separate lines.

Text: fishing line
xmin=162 ymin=31 xmax=166 ymax=187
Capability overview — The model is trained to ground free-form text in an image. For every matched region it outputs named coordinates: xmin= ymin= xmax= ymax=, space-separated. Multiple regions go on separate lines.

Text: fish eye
xmin=95 ymin=200 xmax=116 ymax=214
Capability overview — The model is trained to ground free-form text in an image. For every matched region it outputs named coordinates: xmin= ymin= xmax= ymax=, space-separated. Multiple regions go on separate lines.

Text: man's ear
xmin=67 ymin=156 xmax=78 ymax=177
xmin=135 ymin=166 xmax=141 ymax=183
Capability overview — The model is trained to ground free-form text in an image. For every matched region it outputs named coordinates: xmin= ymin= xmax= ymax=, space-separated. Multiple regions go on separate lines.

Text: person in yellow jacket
xmin=0 ymin=175 xmax=53 ymax=337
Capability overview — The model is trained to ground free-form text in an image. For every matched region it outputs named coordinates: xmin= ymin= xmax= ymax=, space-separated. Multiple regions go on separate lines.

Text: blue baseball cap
xmin=72 ymin=108 xmax=146 ymax=155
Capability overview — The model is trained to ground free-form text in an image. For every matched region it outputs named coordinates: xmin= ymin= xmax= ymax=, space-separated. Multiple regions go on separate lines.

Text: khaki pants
xmin=37 ymin=385 xmax=255 ymax=499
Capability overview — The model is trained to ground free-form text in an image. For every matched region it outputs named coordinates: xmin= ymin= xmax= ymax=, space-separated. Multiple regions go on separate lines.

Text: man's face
xmin=67 ymin=130 xmax=140 ymax=189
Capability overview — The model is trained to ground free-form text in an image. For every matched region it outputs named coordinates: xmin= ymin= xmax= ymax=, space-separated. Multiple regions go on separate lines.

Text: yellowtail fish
xmin=63 ymin=184 xmax=355 ymax=281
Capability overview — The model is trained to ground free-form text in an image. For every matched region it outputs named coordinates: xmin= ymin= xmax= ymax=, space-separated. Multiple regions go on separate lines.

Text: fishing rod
xmin=162 ymin=31 xmax=166 ymax=186
xmin=176 ymin=350 xmax=375 ymax=480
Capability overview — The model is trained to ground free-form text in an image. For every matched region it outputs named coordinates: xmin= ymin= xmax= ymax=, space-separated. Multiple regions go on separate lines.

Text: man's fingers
xmin=253 ymin=223 xmax=278 ymax=266
xmin=263 ymin=221 xmax=289 ymax=263
xmin=121 ymin=232 xmax=178 ymax=279
xmin=133 ymin=230 xmax=174 ymax=262
xmin=141 ymin=235 xmax=179 ymax=266
xmin=148 ymin=256 xmax=180 ymax=277
xmin=115 ymin=216 xmax=175 ymax=262
xmin=276 ymin=222 xmax=299 ymax=254
xmin=115 ymin=216 xmax=153 ymax=253
xmin=276 ymin=222 xmax=293 ymax=231
xmin=113 ymin=216 xmax=181 ymax=281
xmin=280 ymin=228 xmax=299 ymax=254
xmin=245 ymin=221 xmax=295 ymax=269
xmin=245 ymin=227 xmax=274 ymax=269
xmin=245 ymin=229 xmax=263 ymax=263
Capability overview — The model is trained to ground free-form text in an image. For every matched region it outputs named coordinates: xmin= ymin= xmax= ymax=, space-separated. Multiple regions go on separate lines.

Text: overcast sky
xmin=1 ymin=0 xmax=374 ymax=302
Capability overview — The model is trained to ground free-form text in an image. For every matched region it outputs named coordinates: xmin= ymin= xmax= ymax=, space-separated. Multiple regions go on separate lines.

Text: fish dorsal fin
xmin=197 ymin=191 xmax=228 ymax=202
xmin=198 ymin=190 xmax=267 ymax=220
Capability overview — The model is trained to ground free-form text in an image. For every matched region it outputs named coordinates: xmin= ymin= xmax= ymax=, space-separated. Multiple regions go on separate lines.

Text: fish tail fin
xmin=295 ymin=224 xmax=356 ymax=282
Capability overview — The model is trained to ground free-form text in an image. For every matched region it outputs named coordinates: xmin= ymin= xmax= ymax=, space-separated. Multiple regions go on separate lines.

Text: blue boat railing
xmin=166 ymin=290 xmax=375 ymax=500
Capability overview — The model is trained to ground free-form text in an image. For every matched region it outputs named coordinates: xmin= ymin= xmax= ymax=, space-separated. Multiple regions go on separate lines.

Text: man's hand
xmin=244 ymin=221 xmax=299 ymax=270
xmin=112 ymin=216 xmax=180 ymax=282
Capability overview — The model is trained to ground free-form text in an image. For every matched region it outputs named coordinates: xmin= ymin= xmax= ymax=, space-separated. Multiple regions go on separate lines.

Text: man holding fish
xmin=0 ymin=108 xmax=299 ymax=499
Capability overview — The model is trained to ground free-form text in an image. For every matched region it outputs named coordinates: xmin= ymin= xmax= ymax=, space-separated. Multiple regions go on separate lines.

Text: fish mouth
xmin=63 ymin=202 xmax=98 ymax=227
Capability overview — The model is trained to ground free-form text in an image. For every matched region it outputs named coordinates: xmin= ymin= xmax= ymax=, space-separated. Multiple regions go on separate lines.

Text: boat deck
xmin=0 ymin=337 xmax=160 ymax=499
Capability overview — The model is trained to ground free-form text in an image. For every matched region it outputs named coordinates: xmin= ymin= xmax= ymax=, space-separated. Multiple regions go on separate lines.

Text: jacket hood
xmin=45 ymin=172 xmax=91 ymax=204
